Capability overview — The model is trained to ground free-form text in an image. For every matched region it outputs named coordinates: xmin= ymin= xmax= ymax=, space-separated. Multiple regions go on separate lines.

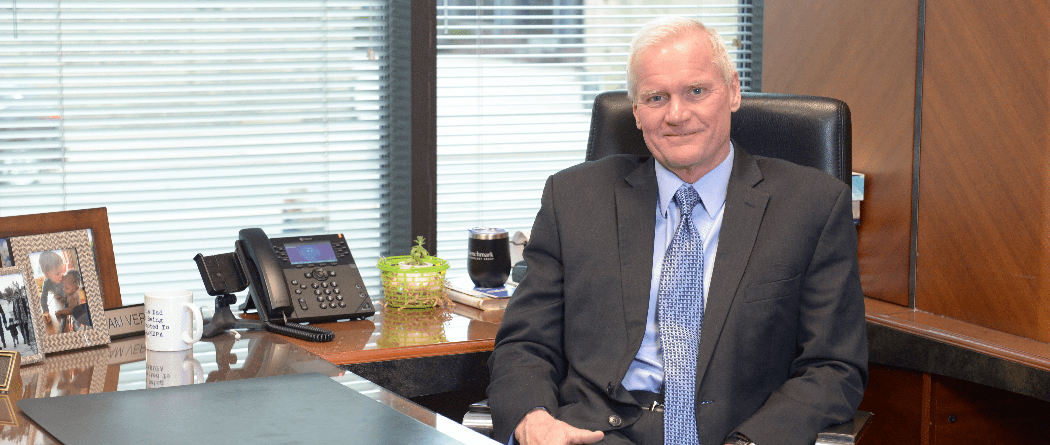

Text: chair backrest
xmin=585 ymin=90 xmax=853 ymax=185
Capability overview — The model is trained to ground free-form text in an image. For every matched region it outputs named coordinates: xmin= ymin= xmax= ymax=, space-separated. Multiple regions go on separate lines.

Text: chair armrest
xmin=464 ymin=400 xmax=872 ymax=444
xmin=816 ymin=411 xmax=873 ymax=445
xmin=463 ymin=399 xmax=494 ymax=438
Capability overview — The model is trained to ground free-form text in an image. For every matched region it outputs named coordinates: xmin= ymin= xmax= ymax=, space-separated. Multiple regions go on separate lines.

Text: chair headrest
xmin=585 ymin=90 xmax=852 ymax=184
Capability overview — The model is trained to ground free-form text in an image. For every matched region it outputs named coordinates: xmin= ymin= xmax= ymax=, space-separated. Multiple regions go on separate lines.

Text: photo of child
xmin=9 ymin=228 xmax=110 ymax=354
xmin=60 ymin=270 xmax=92 ymax=331
xmin=29 ymin=249 xmax=88 ymax=336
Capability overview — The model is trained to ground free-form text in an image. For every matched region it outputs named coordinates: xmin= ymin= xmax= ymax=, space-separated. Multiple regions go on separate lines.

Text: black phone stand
xmin=202 ymin=293 xmax=265 ymax=338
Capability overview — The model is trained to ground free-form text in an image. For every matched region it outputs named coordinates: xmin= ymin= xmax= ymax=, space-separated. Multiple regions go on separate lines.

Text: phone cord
xmin=264 ymin=320 xmax=335 ymax=342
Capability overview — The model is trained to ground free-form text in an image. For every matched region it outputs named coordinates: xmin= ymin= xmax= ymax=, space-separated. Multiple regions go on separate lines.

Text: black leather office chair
xmin=464 ymin=90 xmax=871 ymax=444
xmin=586 ymin=90 xmax=852 ymax=185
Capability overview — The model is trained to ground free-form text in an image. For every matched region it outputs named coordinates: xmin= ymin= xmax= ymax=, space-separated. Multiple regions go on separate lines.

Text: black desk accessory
xmin=194 ymin=231 xmax=349 ymax=343
xmin=17 ymin=372 xmax=469 ymax=445
xmin=193 ymin=253 xmax=269 ymax=338
xmin=193 ymin=229 xmax=378 ymax=342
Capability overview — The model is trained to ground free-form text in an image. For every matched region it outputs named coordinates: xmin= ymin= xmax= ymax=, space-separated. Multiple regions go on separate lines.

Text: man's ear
xmin=729 ymin=73 xmax=742 ymax=112
xmin=632 ymin=104 xmax=642 ymax=129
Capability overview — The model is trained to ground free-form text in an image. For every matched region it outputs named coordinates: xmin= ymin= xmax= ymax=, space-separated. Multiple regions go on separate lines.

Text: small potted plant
xmin=377 ymin=236 xmax=450 ymax=309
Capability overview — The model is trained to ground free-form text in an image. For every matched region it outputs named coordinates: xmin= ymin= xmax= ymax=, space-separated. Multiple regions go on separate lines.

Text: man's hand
xmin=514 ymin=409 xmax=604 ymax=445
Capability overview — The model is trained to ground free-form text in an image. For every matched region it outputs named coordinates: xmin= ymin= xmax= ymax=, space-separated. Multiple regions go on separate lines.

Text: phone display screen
xmin=285 ymin=241 xmax=338 ymax=265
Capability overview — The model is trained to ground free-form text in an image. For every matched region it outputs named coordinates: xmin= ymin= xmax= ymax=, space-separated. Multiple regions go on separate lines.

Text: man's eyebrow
xmin=686 ymin=81 xmax=708 ymax=90
xmin=638 ymin=89 xmax=663 ymax=98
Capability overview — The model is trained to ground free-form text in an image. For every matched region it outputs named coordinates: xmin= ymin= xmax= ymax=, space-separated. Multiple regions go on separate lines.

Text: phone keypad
xmin=288 ymin=266 xmax=355 ymax=313
xmin=273 ymin=235 xmax=373 ymax=321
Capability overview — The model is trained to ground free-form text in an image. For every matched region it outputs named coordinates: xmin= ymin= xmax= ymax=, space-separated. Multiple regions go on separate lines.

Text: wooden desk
xmin=4 ymin=331 xmax=497 ymax=444
xmin=269 ymin=303 xmax=500 ymax=399
xmin=265 ymin=296 xmax=1050 ymax=402
xmin=865 ymin=297 xmax=1050 ymax=402
xmin=283 ymin=303 xmax=500 ymax=365
xmin=862 ymin=297 xmax=1050 ymax=444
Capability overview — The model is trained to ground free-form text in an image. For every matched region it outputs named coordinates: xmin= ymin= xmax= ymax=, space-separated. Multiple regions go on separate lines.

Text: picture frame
xmin=0 ymin=394 xmax=15 ymax=426
xmin=0 ymin=351 xmax=20 ymax=394
xmin=10 ymin=230 xmax=111 ymax=353
xmin=0 ymin=267 xmax=45 ymax=366
xmin=22 ymin=345 xmax=108 ymax=398
xmin=0 ymin=208 xmax=122 ymax=309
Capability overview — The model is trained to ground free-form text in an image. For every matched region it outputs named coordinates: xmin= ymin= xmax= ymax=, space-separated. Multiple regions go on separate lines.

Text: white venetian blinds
xmin=435 ymin=1 xmax=761 ymax=273
xmin=0 ymin=1 xmax=393 ymax=306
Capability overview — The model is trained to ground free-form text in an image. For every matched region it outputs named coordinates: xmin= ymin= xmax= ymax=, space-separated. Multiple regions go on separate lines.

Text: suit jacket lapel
xmin=615 ymin=158 xmax=658 ymax=377
xmin=694 ymin=148 xmax=769 ymax=386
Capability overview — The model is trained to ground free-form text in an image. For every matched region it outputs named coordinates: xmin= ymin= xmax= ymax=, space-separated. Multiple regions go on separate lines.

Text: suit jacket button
xmin=608 ymin=415 xmax=622 ymax=427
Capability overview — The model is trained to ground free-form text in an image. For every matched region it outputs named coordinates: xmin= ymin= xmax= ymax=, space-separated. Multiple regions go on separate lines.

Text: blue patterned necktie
xmin=658 ymin=184 xmax=705 ymax=445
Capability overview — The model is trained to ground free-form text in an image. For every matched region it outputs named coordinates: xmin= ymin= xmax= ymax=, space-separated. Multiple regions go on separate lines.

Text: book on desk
xmin=450 ymin=302 xmax=504 ymax=323
xmin=445 ymin=277 xmax=515 ymax=311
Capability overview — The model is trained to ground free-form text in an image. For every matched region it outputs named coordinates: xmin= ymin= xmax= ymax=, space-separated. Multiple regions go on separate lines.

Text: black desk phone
xmin=194 ymin=228 xmax=375 ymax=342
xmin=236 ymin=228 xmax=375 ymax=322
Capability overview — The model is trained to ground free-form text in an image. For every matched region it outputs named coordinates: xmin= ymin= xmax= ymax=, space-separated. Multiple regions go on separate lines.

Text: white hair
xmin=625 ymin=17 xmax=736 ymax=103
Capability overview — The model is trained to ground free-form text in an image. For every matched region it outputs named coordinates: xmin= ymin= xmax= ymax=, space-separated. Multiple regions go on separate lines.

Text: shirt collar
xmin=655 ymin=143 xmax=734 ymax=219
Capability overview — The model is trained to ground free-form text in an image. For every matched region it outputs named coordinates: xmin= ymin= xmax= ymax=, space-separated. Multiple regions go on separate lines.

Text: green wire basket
xmin=377 ymin=255 xmax=450 ymax=308
xmin=377 ymin=307 xmax=450 ymax=348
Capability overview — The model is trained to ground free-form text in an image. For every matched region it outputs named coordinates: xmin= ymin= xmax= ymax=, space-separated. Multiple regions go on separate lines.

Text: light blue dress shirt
xmin=620 ymin=145 xmax=733 ymax=393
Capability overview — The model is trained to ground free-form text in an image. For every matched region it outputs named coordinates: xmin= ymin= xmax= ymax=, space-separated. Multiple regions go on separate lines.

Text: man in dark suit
xmin=487 ymin=17 xmax=867 ymax=445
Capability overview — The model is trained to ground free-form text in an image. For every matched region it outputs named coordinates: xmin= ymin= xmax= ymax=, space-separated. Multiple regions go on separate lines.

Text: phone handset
xmin=235 ymin=228 xmax=334 ymax=342
xmin=236 ymin=228 xmax=292 ymax=319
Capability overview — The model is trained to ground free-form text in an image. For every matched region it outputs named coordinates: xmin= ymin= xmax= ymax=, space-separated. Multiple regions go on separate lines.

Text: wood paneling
xmin=860 ymin=364 xmax=1050 ymax=445
xmin=763 ymin=0 xmax=919 ymax=306
xmin=857 ymin=364 xmax=926 ymax=445
xmin=917 ymin=1 xmax=1050 ymax=341
xmin=928 ymin=373 xmax=1050 ymax=444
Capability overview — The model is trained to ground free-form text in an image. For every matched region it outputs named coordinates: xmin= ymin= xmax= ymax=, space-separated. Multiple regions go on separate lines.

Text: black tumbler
xmin=468 ymin=227 xmax=511 ymax=288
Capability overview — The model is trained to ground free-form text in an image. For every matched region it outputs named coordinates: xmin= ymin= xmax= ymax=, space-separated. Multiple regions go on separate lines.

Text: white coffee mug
xmin=144 ymin=290 xmax=204 ymax=351
xmin=146 ymin=348 xmax=205 ymax=388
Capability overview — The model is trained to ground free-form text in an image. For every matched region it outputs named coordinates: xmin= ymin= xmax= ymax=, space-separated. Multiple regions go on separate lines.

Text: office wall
xmin=760 ymin=1 xmax=1050 ymax=441
xmin=764 ymin=0 xmax=1050 ymax=343
xmin=762 ymin=0 xmax=920 ymax=307
xmin=916 ymin=1 xmax=1050 ymax=342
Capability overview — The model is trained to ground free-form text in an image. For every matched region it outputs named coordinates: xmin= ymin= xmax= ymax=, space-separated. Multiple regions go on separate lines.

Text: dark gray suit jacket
xmin=487 ymin=147 xmax=868 ymax=445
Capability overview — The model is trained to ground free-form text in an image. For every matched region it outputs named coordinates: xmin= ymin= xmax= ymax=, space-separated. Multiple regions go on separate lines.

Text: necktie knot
xmin=674 ymin=184 xmax=701 ymax=216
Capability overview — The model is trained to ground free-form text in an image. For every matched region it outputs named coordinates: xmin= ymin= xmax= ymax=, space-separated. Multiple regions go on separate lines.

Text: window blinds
xmin=0 ymin=1 xmax=393 ymax=307
xmin=435 ymin=1 xmax=761 ymax=274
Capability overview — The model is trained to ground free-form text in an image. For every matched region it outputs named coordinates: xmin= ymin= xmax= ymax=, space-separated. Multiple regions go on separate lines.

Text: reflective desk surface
xmin=280 ymin=303 xmax=502 ymax=365
xmin=2 ymin=330 xmax=498 ymax=444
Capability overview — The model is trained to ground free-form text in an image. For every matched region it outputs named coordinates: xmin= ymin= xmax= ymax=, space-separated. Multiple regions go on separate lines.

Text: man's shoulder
xmin=554 ymin=154 xmax=651 ymax=182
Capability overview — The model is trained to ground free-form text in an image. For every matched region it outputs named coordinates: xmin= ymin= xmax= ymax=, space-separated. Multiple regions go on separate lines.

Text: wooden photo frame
xmin=0 ymin=268 xmax=45 ymax=365
xmin=0 ymin=394 xmax=15 ymax=426
xmin=0 ymin=208 xmax=121 ymax=309
xmin=11 ymin=230 xmax=110 ymax=353
xmin=0 ymin=351 xmax=20 ymax=394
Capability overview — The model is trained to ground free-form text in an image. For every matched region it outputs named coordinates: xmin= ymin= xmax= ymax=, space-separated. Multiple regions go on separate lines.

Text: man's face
xmin=632 ymin=32 xmax=741 ymax=183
